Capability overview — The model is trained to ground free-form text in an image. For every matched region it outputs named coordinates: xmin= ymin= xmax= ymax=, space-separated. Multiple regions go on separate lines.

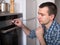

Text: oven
xmin=0 ymin=13 xmax=22 ymax=45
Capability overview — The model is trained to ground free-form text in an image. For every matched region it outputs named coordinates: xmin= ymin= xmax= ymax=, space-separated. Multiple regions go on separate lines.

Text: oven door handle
xmin=1 ymin=26 xmax=18 ymax=33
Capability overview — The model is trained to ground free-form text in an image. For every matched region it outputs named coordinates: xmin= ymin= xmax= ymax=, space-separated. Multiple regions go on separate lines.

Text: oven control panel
xmin=0 ymin=13 xmax=22 ymax=29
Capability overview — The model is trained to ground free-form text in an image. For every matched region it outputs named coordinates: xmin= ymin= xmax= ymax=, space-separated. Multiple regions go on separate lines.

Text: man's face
xmin=37 ymin=7 xmax=53 ymax=25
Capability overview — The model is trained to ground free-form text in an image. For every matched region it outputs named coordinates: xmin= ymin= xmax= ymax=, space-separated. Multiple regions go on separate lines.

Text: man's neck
xmin=45 ymin=21 xmax=53 ymax=30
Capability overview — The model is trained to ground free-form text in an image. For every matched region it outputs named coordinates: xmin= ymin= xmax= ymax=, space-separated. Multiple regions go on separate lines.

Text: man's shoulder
xmin=54 ymin=21 xmax=60 ymax=30
xmin=52 ymin=21 xmax=60 ymax=34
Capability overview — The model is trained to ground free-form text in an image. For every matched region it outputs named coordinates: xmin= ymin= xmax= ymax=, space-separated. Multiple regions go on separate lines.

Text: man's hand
xmin=12 ymin=18 xmax=23 ymax=27
xmin=36 ymin=26 xmax=44 ymax=37
xmin=36 ymin=25 xmax=46 ymax=45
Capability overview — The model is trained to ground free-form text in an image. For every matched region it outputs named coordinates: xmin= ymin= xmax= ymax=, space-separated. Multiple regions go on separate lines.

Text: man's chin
xmin=39 ymin=22 xmax=44 ymax=24
xmin=39 ymin=22 xmax=43 ymax=24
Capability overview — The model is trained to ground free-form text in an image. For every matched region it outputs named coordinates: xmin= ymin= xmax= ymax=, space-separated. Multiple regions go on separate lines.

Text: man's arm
xmin=12 ymin=19 xmax=36 ymax=38
xmin=36 ymin=26 xmax=46 ymax=45
xmin=37 ymin=35 xmax=46 ymax=45
xmin=12 ymin=19 xmax=30 ymax=36
xmin=21 ymin=23 xmax=30 ymax=36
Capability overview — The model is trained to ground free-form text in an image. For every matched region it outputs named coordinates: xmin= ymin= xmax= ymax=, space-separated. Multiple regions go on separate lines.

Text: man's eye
xmin=38 ymin=14 xmax=44 ymax=16
xmin=38 ymin=13 xmax=45 ymax=16
xmin=41 ymin=14 xmax=44 ymax=16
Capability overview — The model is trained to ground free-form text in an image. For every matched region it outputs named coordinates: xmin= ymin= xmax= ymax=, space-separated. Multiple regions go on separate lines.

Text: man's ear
xmin=50 ymin=14 xmax=55 ymax=21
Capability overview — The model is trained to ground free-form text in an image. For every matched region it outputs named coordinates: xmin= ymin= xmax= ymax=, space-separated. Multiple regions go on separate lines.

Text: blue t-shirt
xmin=28 ymin=20 xmax=60 ymax=45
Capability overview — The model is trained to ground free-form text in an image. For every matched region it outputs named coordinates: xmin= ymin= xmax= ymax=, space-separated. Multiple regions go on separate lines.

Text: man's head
xmin=37 ymin=2 xmax=57 ymax=25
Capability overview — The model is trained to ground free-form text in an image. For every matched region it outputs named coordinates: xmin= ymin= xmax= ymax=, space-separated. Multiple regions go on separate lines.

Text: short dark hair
xmin=39 ymin=2 xmax=57 ymax=18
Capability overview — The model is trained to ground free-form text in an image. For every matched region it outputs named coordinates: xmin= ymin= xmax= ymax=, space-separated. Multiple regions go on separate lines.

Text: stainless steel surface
xmin=1 ymin=3 xmax=10 ymax=12
xmin=0 ymin=3 xmax=1 ymax=12
xmin=1 ymin=0 xmax=6 ymax=12
xmin=0 ymin=0 xmax=10 ymax=12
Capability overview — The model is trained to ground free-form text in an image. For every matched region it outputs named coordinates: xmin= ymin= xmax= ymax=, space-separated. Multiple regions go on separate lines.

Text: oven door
xmin=0 ymin=25 xmax=22 ymax=45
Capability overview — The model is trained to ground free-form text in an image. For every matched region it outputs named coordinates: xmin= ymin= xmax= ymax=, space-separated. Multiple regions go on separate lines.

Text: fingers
xmin=12 ymin=19 xmax=20 ymax=24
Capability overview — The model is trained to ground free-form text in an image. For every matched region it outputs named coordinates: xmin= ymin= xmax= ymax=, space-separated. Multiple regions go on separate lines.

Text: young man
xmin=12 ymin=2 xmax=60 ymax=45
